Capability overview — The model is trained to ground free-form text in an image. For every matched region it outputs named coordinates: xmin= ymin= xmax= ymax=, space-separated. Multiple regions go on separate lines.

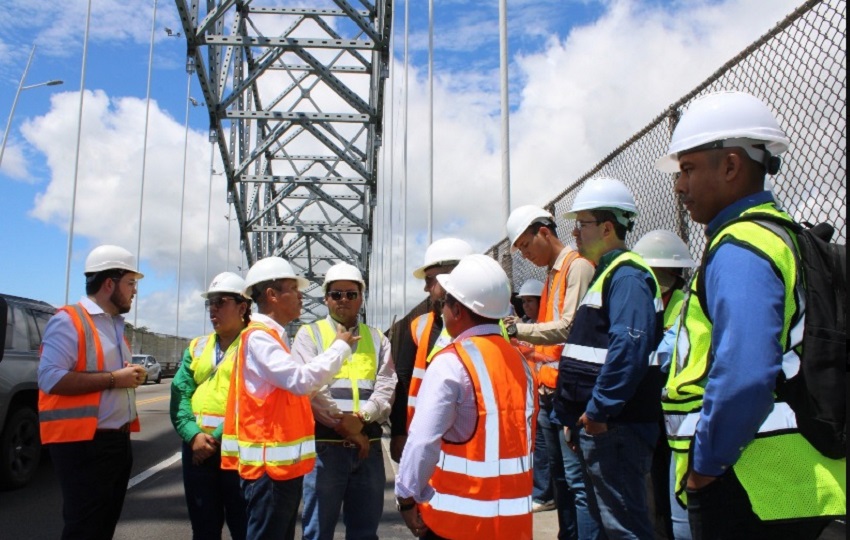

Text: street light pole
xmin=0 ymin=45 xmax=63 ymax=169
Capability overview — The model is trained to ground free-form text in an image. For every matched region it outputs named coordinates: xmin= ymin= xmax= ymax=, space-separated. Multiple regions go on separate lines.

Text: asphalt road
xmin=0 ymin=381 xmax=842 ymax=539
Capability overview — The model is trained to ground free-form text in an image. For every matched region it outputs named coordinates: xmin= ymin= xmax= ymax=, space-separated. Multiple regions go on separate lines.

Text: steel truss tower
xmin=174 ymin=0 xmax=392 ymax=322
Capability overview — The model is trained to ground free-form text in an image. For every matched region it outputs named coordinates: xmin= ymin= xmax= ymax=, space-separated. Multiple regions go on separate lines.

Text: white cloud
xmin=16 ymin=0 xmax=823 ymax=333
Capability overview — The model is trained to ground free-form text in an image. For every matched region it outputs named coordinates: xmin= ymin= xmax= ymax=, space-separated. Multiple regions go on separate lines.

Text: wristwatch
xmin=356 ymin=410 xmax=372 ymax=423
xmin=396 ymin=496 xmax=416 ymax=512
xmin=506 ymin=322 xmax=518 ymax=338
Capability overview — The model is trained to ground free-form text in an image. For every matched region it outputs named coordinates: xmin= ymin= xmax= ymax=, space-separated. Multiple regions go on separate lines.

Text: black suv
xmin=0 ymin=293 xmax=56 ymax=490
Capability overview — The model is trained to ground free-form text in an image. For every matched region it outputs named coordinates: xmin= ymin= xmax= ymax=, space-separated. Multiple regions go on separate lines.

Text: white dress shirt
xmin=243 ymin=313 xmax=352 ymax=398
xmin=38 ymin=297 xmax=137 ymax=429
xmin=394 ymin=324 xmax=502 ymax=502
xmin=291 ymin=316 xmax=397 ymax=427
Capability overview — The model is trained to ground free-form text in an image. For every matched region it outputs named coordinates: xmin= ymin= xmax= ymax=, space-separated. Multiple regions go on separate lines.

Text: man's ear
xmin=724 ymin=150 xmax=746 ymax=184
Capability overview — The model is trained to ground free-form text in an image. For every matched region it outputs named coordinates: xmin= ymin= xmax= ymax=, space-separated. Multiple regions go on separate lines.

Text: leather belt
xmin=95 ymin=422 xmax=131 ymax=434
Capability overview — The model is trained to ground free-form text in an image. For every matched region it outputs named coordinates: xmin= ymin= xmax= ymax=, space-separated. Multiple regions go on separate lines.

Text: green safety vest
xmin=662 ymin=202 xmax=846 ymax=521
xmin=304 ymin=319 xmax=381 ymax=415
xmin=663 ymin=288 xmax=685 ymax=331
xmin=189 ymin=332 xmax=242 ymax=433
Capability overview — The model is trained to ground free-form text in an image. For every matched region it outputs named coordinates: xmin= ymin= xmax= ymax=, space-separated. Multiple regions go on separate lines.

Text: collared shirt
xmin=394 ymin=324 xmax=501 ymax=503
xmin=515 ymin=246 xmax=594 ymax=345
xmin=242 ymin=313 xmax=352 ymax=399
xmin=582 ymin=249 xmax=659 ymax=423
xmin=694 ymin=191 xmax=786 ymax=476
xmin=292 ymin=315 xmax=397 ymax=428
xmin=38 ymin=296 xmax=137 ymax=429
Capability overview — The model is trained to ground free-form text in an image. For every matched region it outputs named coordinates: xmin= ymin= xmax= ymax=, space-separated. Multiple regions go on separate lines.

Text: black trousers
xmin=50 ymin=431 xmax=133 ymax=540
xmin=687 ymin=469 xmax=831 ymax=540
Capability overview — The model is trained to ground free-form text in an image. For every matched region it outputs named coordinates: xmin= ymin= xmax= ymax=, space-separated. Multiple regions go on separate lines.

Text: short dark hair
xmin=249 ymin=280 xmax=279 ymax=305
xmin=529 ymin=220 xmax=558 ymax=240
xmin=85 ymin=269 xmax=128 ymax=295
xmin=444 ymin=294 xmax=497 ymax=326
xmin=590 ymin=209 xmax=629 ymax=240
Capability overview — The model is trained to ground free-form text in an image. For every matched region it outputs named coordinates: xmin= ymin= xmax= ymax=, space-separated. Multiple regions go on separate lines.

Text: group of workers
xmin=36 ymin=89 xmax=844 ymax=540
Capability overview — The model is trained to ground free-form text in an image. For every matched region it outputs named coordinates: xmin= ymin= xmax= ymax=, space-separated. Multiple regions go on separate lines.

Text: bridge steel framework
xmin=174 ymin=0 xmax=392 ymax=322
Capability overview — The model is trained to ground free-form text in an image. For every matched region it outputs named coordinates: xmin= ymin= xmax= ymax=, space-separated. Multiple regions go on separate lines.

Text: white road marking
xmin=127 ymin=452 xmax=182 ymax=490
xmin=382 ymin=436 xmax=399 ymax=477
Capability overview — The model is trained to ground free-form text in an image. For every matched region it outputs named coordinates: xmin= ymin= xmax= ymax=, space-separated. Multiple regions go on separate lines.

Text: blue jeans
xmin=669 ymin=457 xmax=691 ymax=540
xmin=241 ymin=473 xmax=303 ymax=540
xmin=181 ymin=442 xmax=247 ymax=540
xmin=302 ymin=440 xmax=385 ymax=540
xmin=533 ymin=411 xmax=554 ymax=503
xmin=580 ymin=422 xmax=657 ymax=540
xmin=539 ymin=408 xmax=603 ymax=540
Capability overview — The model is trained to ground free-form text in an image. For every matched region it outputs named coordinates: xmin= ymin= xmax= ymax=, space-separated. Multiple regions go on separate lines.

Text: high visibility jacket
xmin=559 ymin=251 xmax=664 ymax=422
xmin=536 ymin=249 xmax=581 ymax=388
xmin=188 ymin=331 xmax=242 ymax=433
xmin=38 ymin=303 xmax=140 ymax=443
xmin=407 ymin=312 xmax=451 ymax=428
xmin=419 ymin=335 xmax=537 ymax=540
xmin=221 ymin=321 xmax=315 ymax=481
xmin=663 ymin=202 xmax=846 ymax=521
xmin=303 ymin=319 xmax=384 ymax=440
xmin=663 ymin=288 xmax=685 ymax=331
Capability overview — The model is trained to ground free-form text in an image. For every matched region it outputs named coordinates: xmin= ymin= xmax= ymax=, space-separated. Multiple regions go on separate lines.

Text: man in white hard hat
xmin=388 ymin=237 xmax=474 ymax=464
xmin=657 ymin=91 xmax=844 ymax=539
xmin=395 ymin=254 xmax=537 ymax=540
xmin=38 ymin=244 xmax=148 ymax=539
xmin=504 ymin=205 xmax=597 ymax=539
xmin=633 ymin=230 xmax=696 ymax=540
xmin=556 ymin=177 xmax=664 ymax=540
xmin=171 ymin=272 xmax=253 ymax=540
xmin=293 ymin=262 xmax=396 ymax=540
xmin=220 ymin=257 xmax=359 ymax=540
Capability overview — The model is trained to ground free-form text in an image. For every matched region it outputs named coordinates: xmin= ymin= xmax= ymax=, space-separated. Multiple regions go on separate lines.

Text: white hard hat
xmin=243 ymin=257 xmax=310 ymax=295
xmin=84 ymin=245 xmax=144 ymax=278
xmin=201 ymin=271 xmax=249 ymax=299
xmin=437 ymin=254 xmax=512 ymax=319
xmin=564 ymin=177 xmax=638 ymax=219
xmin=412 ymin=238 xmax=475 ymax=279
xmin=632 ymin=230 xmax=696 ymax=268
xmin=323 ymin=262 xmax=366 ymax=293
xmin=518 ymin=279 xmax=545 ymax=298
xmin=506 ymin=206 xmax=556 ymax=252
xmin=656 ymin=91 xmax=790 ymax=174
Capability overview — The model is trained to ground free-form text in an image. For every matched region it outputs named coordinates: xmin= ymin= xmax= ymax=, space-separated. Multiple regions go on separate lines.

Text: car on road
xmin=0 ymin=293 xmax=56 ymax=490
xmin=131 ymin=354 xmax=162 ymax=384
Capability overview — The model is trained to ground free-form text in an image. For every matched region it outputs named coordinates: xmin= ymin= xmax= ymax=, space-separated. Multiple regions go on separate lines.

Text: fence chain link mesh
xmin=488 ymin=0 xmax=846 ymax=291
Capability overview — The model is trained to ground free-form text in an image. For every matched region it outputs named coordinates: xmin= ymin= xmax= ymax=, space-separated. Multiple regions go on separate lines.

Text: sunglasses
xmin=327 ymin=290 xmax=360 ymax=301
xmin=205 ymin=296 xmax=237 ymax=309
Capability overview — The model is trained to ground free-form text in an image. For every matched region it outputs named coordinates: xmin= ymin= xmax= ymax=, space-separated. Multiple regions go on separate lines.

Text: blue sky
xmin=0 ymin=0 xmax=804 ymax=335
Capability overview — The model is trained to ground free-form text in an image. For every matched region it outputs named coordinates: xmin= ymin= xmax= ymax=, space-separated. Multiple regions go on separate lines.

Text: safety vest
xmin=536 ymin=249 xmax=581 ymax=388
xmin=407 ymin=312 xmax=451 ymax=428
xmin=38 ymin=303 xmax=140 ymax=443
xmin=662 ymin=202 xmax=846 ymax=521
xmin=221 ymin=321 xmax=316 ymax=481
xmin=560 ymin=251 xmax=664 ymax=421
xmin=663 ymin=288 xmax=685 ymax=331
xmin=418 ymin=335 xmax=537 ymax=540
xmin=188 ymin=331 xmax=243 ymax=433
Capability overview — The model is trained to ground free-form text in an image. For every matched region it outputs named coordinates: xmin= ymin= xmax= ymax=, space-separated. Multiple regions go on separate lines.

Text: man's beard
xmin=110 ymin=287 xmax=132 ymax=314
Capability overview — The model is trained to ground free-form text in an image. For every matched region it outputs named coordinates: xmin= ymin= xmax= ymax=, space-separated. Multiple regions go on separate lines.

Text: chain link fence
xmin=487 ymin=0 xmax=846 ymax=290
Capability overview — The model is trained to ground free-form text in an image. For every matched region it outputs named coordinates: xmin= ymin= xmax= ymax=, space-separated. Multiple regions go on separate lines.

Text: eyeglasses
xmin=113 ymin=277 xmax=138 ymax=290
xmin=573 ymin=220 xmax=602 ymax=231
xmin=327 ymin=290 xmax=360 ymax=301
xmin=205 ymin=296 xmax=236 ymax=309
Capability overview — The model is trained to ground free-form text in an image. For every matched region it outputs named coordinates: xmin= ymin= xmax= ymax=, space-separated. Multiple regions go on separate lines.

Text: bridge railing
xmin=487 ymin=0 xmax=846 ymax=290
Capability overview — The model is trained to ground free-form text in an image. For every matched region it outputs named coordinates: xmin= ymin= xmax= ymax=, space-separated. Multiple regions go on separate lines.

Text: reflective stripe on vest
xmin=306 ymin=319 xmax=379 ymax=413
xmin=189 ymin=331 xmax=243 ymax=434
xmin=408 ymin=312 xmax=450 ymax=428
xmin=419 ymin=335 xmax=536 ymax=540
xmin=534 ymin=249 xmax=580 ymax=362
xmin=662 ymin=203 xmax=845 ymax=521
xmin=39 ymin=305 xmax=103 ymax=443
xmin=221 ymin=321 xmax=316 ymax=481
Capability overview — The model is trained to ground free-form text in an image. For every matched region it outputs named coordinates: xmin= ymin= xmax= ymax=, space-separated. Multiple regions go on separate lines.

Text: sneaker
xmin=532 ymin=500 xmax=556 ymax=513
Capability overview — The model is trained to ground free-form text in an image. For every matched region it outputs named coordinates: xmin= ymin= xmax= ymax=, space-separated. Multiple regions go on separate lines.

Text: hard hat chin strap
xmin=682 ymin=138 xmax=782 ymax=175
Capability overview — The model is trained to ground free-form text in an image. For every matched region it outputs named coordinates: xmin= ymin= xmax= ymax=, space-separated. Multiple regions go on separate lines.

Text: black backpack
xmin=698 ymin=213 xmax=847 ymax=459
